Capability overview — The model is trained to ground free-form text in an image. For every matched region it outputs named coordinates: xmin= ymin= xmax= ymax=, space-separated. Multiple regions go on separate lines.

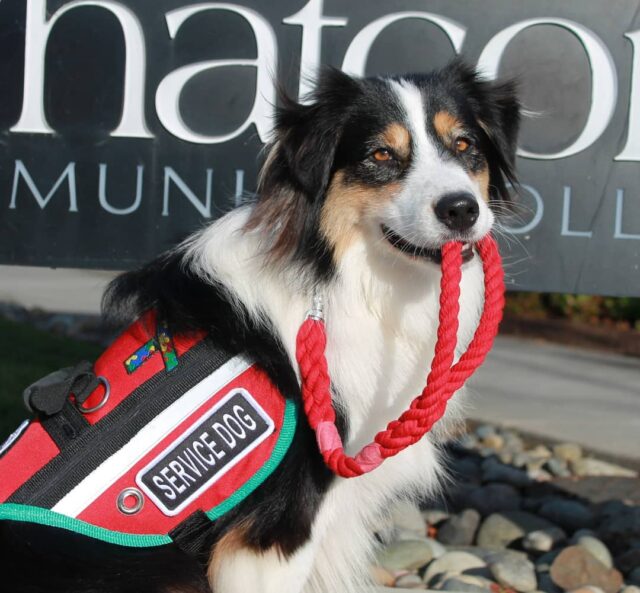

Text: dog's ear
xmin=266 ymin=67 xmax=362 ymax=200
xmin=248 ymin=68 xmax=361 ymax=275
xmin=448 ymin=60 xmax=520 ymax=203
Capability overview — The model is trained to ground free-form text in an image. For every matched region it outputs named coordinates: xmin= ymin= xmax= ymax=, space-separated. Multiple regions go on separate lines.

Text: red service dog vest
xmin=0 ymin=312 xmax=297 ymax=549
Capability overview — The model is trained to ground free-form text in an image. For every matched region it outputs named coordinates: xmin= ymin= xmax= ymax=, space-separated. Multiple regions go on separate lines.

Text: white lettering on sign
xmin=10 ymin=161 xmax=77 ymax=212
xmin=342 ymin=12 xmax=466 ymax=76
xmin=477 ymin=18 xmax=618 ymax=160
xmin=155 ymin=3 xmax=277 ymax=144
xmin=11 ymin=0 xmax=151 ymax=138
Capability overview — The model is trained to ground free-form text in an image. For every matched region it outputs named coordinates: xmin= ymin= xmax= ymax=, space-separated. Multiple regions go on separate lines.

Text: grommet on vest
xmin=0 ymin=311 xmax=297 ymax=557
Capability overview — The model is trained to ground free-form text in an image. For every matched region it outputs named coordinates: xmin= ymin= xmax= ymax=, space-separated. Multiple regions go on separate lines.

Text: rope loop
xmin=295 ymin=235 xmax=505 ymax=478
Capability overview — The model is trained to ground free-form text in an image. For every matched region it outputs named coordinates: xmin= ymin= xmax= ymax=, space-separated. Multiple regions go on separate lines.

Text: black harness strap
xmin=170 ymin=511 xmax=216 ymax=565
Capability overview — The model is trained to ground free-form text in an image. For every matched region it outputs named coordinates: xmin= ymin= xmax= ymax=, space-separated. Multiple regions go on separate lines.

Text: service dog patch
xmin=137 ymin=389 xmax=274 ymax=516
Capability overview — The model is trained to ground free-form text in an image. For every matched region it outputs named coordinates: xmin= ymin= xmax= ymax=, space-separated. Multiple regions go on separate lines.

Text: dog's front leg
xmin=208 ymin=539 xmax=316 ymax=593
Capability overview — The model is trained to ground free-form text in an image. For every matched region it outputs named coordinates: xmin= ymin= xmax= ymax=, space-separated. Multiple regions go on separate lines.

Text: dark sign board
xmin=0 ymin=0 xmax=639 ymax=296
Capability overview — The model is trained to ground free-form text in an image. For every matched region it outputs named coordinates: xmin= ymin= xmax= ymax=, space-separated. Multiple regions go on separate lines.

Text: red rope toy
xmin=295 ymin=235 xmax=505 ymax=478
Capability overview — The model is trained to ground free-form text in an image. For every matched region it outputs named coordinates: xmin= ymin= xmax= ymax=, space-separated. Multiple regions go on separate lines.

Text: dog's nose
xmin=434 ymin=192 xmax=479 ymax=232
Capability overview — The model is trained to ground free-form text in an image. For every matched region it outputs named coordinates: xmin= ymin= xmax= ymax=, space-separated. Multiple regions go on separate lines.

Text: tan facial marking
xmin=433 ymin=111 xmax=463 ymax=141
xmin=472 ymin=166 xmax=490 ymax=202
xmin=321 ymin=170 xmax=400 ymax=260
xmin=381 ymin=122 xmax=411 ymax=159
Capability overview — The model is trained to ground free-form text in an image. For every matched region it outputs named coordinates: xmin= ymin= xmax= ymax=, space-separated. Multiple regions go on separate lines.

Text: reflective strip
xmin=52 ymin=356 xmax=252 ymax=517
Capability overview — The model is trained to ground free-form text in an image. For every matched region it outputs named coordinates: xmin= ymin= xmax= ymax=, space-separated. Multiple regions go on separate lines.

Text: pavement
xmin=469 ymin=335 xmax=640 ymax=460
xmin=2 ymin=265 xmax=639 ymax=460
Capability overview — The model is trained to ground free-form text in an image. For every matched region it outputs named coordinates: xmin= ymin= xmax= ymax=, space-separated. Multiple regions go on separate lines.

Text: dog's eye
xmin=372 ymin=148 xmax=393 ymax=162
xmin=455 ymin=137 xmax=471 ymax=153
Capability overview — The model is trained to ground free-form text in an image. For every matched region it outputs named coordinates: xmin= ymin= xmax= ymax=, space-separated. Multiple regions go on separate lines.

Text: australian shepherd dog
xmin=1 ymin=60 xmax=519 ymax=593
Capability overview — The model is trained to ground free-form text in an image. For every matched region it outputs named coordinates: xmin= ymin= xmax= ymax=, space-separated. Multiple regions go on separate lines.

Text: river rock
xmin=553 ymin=443 xmax=583 ymax=463
xmin=571 ymin=458 xmax=638 ymax=478
xmin=537 ymin=573 xmax=563 ymax=593
xmin=621 ymin=587 xmax=640 ymax=593
xmin=536 ymin=550 xmax=562 ymax=572
xmin=482 ymin=433 xmax=505 ymax=450
xmin=529 ymin=445 xmax=553 ymax=459
xmin=392 ymin=501 xmax=427 ymax=536
xmin=482 ymin=457 xmax=532 ymax=487
xmin=574 ymin=535 xmax=612 ymax=569
xmin=598 ymin=506 xmax=640 ymax=545
xmin=439 ymin=575 xmax=494 ymax=593
xmin=549 ymin=546 xmax=623 ymax=593
xmin=422 ymin=509 xmax=450 ymax=526
xmin=437 ymin=509 xmax=481 ymax=546
xmin=476 ymin=511 xmax=556 ymax=549
xmin=370 ymin=564 xmax=395 ymax=586
xmin=523 ymin=527 xmax=567 ymax=553
xmin=475 ymin=425 xmax=497 ymax=440
xmin=538 ymin=499 xmax=595 ymax=531
xmin=395 ymin=572 xmax=426 ymax=589
xmin=376 ymin=539 xmax=434 ymax=571
xmin=544 ymin=458 xmax=571 ymax=478
xmin=629 ymin=567 xmax=640 ymax=585
xmin=615 ymin=548 xmax=640 ymax=575
xmin=422 ymin=551 xmax=487 ymax=585
xmin=465 ymin=483 xmax=521 ymax=516
xmin=452 ymin=457 xmax=482 ymax=482
xmin=490 ymin=556 xmax=537 ymax=592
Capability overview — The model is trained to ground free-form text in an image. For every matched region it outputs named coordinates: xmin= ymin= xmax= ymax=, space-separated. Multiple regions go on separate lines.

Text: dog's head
xmin=248 ymin=60 xmax=520 ymax=280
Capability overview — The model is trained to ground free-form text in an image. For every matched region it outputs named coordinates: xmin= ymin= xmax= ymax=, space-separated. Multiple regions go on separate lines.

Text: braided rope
xmin=295 ymin=235 xmax=505 ymax=478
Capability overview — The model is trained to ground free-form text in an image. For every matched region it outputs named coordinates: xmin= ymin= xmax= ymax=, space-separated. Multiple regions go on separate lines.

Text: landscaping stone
xmin=475 ymin=425 xmax=496 ymax=440
xmin=481 ymin=433 xmax=505 ymax=450
xmin=377 ymin=540 xmax=434 ymax=571
xmin=553 ymin=443 xmax=583 ymax=463
xmin=371 ymin=565 xmax=396 ymax=586
xmin=573 ymin=534 xmax=613 ymax=569
xmin=422 ymin=551 xmax=486 ymax=585
xmin=537 ymin=573 xmax=563 ymax=593
xmin=422 ymin=509 xmax=450 ymax=526
xmin=437 ymin=509 xmax=481 ymax=546
xmin=476 ymin=511 xmax=556 ymax=548
xmin=535 ymin=550 xmax=562 ymax=574
xmin=482 ymin=457 xmax=532 ymax=487
xmin=549 ymin=546 xmax=623 ymax=593
xmin=394 ymin=573 xmax=425 ymax=589
xmin=571 ymin=458 xmax=638 ymax=478
xmin=439 ymin=575 xmax=494 ymax=593
xmin=392 ymin=501 xmax=427 ymax=536
xmin=538 ymin=499 xmax=595 ymax=532
xmin=374 ymin=423 xmax=640 ymax=591
xmin=544 ymin=458 xmax=571 ymax=478
xmin=615 ymin=548 xmax=640 ymax=575
xmin=522 ymin=527 xmax=567 ymax=553
xmin=490 ymin=555 xmax=537 ymax=592
xmin=465 ymin=483 xmax=521 ymax=516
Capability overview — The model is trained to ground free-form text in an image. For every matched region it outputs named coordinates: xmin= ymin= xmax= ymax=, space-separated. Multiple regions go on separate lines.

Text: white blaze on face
xmin=381 ymin=79 xmax=494 ymax=247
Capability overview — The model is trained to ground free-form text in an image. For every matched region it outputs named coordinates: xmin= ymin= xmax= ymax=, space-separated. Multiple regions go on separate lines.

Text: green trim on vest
xmin=0 ymin=399 xmax=298 ymax=548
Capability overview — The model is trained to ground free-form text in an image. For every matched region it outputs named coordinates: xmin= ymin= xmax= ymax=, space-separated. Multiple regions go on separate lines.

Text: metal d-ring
xmin=78 ymin=376 xmax=110 ymax=414
xmin=117 ymin=487 xmax=144 ymax=515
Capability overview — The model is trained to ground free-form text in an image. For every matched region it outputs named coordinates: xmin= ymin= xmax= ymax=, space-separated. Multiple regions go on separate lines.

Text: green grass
xmin=0 ymin=317 xmax=103 ymax=440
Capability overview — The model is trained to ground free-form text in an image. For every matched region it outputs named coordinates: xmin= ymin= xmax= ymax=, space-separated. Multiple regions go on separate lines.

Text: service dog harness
xmin=0 ymin=236 xmax=504 ymax=555
xmin=0 ymin=311 xmax=297 ymax=554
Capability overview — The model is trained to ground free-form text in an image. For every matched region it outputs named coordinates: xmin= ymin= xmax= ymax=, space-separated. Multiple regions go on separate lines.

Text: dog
xmin=0 ymin=60 xmax=519 ymax=593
